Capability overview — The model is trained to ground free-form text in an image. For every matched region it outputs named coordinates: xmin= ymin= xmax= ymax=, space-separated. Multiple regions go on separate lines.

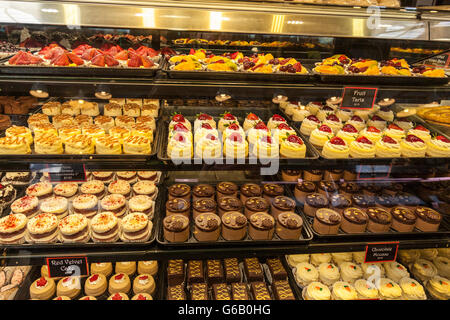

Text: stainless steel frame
xmin=0 ymin=0 xmax=448 ymax=40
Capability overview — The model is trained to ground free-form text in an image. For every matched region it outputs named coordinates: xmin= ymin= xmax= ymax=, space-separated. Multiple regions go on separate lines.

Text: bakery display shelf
xmin=156 ymin=179 xmax=313 ymax=248
xmin=313 ymin=70 xmax=449 ymax=86
xmin=13 ymin=264 xmax=164 ymax=300
xmin=161 ymin=256 xmax=300 ymax=300
xmin=157 ymin=105 xmax=319 ymax=165
xmin=162 ymin=58 xmax=314 ymax=83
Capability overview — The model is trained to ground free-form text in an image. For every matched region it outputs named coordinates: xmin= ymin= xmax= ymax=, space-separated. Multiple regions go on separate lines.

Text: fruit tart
xmin=275 ymin=59 xmax=308 ymax=74
xmin=280 ymin=134 xmax=306 ymax=158
xmin=322 ymin=136 xmax=349 ymax=159
xmin=300 ymin=115 xmax=321 ymax=136
xmin=323 ymin=114 xmax=343 ymax=133
xmin=206 ymin=60 xmax=238 ymax=72
xmin=169 ymin=123 xmax=193 ymax=142
xmin=310 ymin=124 xmax=333 ymax=149
xmin=359 ymin=126 xmax=382 ymax=143
xmin=169 ymin=113 xmax=192 ymax=131
xmin=375 ymin=135 xmax=401 ymax=158
xmin=380 ymin=58 xmax=412 ymax=76
xmin=349 ymin=136 xmax=375 ymax=158
xmin=194 ymin=113 xmax=216 ymax=131
xmin=412 ymin=65 xmax=446 ymax=77
xmin=376 ymin=107 xmax=394 ymax=122
xmin=218 ymin=112 xmax=238 ymax=132
xmin=243 ymin=113 xmax=262 ymax=132
xmin=367 ymin=115 xmax=387 ymax=130
xmin=400 ymin=134 xmax=427 ymax=157
xmin=272 ymin=123 xmax=296 ymax=144
xmin=345 ymin=115 xmax=365 ymax=131
xmin=337 ymin=124 xmax=359 ymax=145
xmin=426 ymin=135 xmax=450 ymax=157
xmin=317 ymin=106 xmax=335 ymax=122
xmin=348 ymin=59 xmax=380 ymax=75
xmin=267 ymin=114 xmax=287 ymax=130
xmin=222 ymin=123 xmax=245 ymax=142
xmin=194 ymin=123 xmax=218 ymax=142
xmin=383 ymin=123 xmax=405 ymax=141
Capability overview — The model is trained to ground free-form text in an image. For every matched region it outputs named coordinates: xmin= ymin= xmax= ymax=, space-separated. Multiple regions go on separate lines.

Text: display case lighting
xmin=29 ymin=84 xmax=49 ymax=98
xmin=95 ymin=85 xmax=112 ymax=100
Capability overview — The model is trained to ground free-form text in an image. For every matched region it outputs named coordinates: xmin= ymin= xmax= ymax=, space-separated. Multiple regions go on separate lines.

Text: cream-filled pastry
xmin=58 ymin=125 xmax=82 ymax=143
xmin=169 ymin=113 xmax=191 ymax=131
xmin=267 ymin=114 xmax=287 ymax=130
xmin=26 ymin=213 xmax=59 ymax=243
xmin=280 ymin=134 xmax=306 ymax=158
xmin=349 ymin=136 xmax=375 ymax=158
xmin=141 ymin=104 xmax=158 ymax=118
xmin=120 ymin=212 xmax=152 ymax=242
xmin=346 ymin=115 xmax=365 ymax=131
xmin=53 ymin=114 xmax=75 ymax=129
xmin=323 ymin=114 xmax=343 ymax=133
xmin=0 ymin=213 xmax=28 ymax=244
xmin=90 ymin=212 xmax=120 ymax=243
xmin=247 ymin=122 xmax=270 ymax=146
xmin=30 ymin=277 xmax=56 ymax=300
xmin=130 ymin=123 xmax=153 ymax=143
xmin=104 ymin=103 xmax=122 ymax=117
xmin=408 ymin=125 xmax=431 ymax=143
xmin=33 ymin=123 xmax=58 ymax=138
xmin=300 ymin=115 xmax=321 ymax=136
xmin=84 ymin=274 xmax=107 ymax=297
xmin=400 ymin=134 xmax=427 ymax=157
xmin=167 ymin=133 xmax=192 ymax=159
xmin=336 ymin=124 xmax=359 ymax=145
xmin=108 ymin=273 xmax=131 ymax=295
xmin=28 ymin=113 xmax=50 ymax=129
xmin=115 ymin=115 xmax=135 ymax=129
xmin=375 ymin=135 xmax=401 ymax=157
xmin=109 ymin=126 xmax=131 ymax=143
xmin=0 ymin=136 xmax=30 ymax=154
xmin=426 ymin=135 xmax=450 ymax=157
xmin=94 ymin=115 xmax=115 ymax=132
xmin=223 ymin=132 xmax=248 ymax=159
xmin=80 ymin=102 xmax=99 ymax=116
xmin=101 ymin=194 xmax=127 ymax=217
xmin=95 ymin=135 xmax=122 ymax=154
xmin=40 ymin=196 xmax=69 ymax=220
xmin=6 ymin=125 xmax=33 ymax=145
xmin=133 ymin=274 xmax=155 ymax=296
xmin=195 ymin=133 xmax=222 ymax=158
xmin=123 ymin=135 xmax=151 ymax=154
xmin=34 ymin=133 xmax=64 ymax=154
xmin=383 ymin=123 xmax=405 ymax=141
xmin=272 ymin=123 xmax=296 ymax=144
xmin=74 ymin=114 xmax=93 ymax=128
xmin=136 ymin=116 xmax=156 ymax=131
xmin=58 ymin=213 xmax=90 ymax=243
xmin=367 ymin=115 xmax=387 ymax=130
xmin=193 ymin=113 xmax=216 ymax=132
xmin=42 ymin=101 xmax=61 ymax=116
xmin=309 ymin=124 xmax=333 ymax=149
xmin=359 ymin=126 xmax=382 ymax=143
xmin=316 ymin=106 xmax=335 ymax=122
xmin=64 ymin=134 xmax=94 ymax=154
xmin=322 ymin=136 xmax=349 ymax=158
xmin=82 ymin=124 xmax=106 ymax=143
xmin=218 ymin=112 xmax=237 ymax=132
xmin=123 ymin=103 xmax=141 ymax=117
xmin=252 ymin=135 xmax=279 ymax=158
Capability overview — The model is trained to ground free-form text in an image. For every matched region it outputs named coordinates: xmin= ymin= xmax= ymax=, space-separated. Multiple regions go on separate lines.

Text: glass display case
xmin=0 ymin=0 xmax=448 ymax=301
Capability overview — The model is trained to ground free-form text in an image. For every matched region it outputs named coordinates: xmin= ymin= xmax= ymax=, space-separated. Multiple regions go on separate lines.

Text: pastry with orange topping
xmin=123 ymin=135 xmax=151 ymax=154
xmin=90 ymin=211 xmax=120 ymax=243
xmin=6 ymin=125 xmax=33 ymax=145
xmin=64 ymin=134 xmax=94 ymax=154
xmin=0 ymin=213 xmax=28 ymax=244
xmin=120 ymin=212 xmax=152 ymax=242
xmin=59 ymin=213 xmax=90 ymax=243
xmin=34 ymin=133 xmax=64 ymax=154
xmin=26 ymin=212 xmax=59 ymax=243
xmin=0 ymin=136 xmax=30 ymax=154
xmin=95 ymin=135 xmax=122 ymax=154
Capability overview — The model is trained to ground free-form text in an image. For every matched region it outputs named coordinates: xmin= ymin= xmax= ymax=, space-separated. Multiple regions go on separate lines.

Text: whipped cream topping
xmin=378 ymin=140 xmax=400 ymax=149
xmin=325 ymin=141 xmax=348 ymax=151
xmin=431 ymin=139 xmax=450 ymax=148
xmin=352 ymin=141 xmax=374 ymax=149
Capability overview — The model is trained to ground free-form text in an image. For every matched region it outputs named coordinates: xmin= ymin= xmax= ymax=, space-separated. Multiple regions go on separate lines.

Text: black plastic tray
xmin=281 ymin=180 xmax=450 ymax=241
xmin=14 ymin=263 xmax=164 ymax=300
xmin=161 ymin=256 xmax=301 ymax=300
xmin=313 ymin=70 xmax=449 ymax=85
xmin=156 ymin=105 xmax=320 ymax=165
xmin=156 ymin=179 xmax=313 ymax=248
xmin=0 ymin=184 xmax=162 ymax=249
xmin=0 ymin=56 xmax=162 ymax=78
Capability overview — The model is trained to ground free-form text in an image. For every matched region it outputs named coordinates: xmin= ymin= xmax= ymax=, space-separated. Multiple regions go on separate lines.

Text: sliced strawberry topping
xmin=137 ymin=294 xmax=147 ymax=300
xmin=350 ymin=115 xmax=363 ymax=122
xmin=329 ymin=136 xmax=346 ymax=146
xmin=254 ymin=122 xmax=268 ymax=130
xmin=326 ymin=114 xmax=340 ymax=122
xmin=247 ymin=113 xmax=259 ymax=120
xmin=201 ymin=123 xmax=213 ymax=130
xmin=206 ymin=134 xmax=217 ymax=141
xmin=139 ymin=275 xmax=149 ymax=281
xmin=342 ymin=124 xmax=358 ymax=133
xmin=104 ymin=54 xmax=119 ymax=67
xmin=277 ymin=123 xmax=292 ymax=130
xmin=112 ymin=293 xmax=123 ymax=300
xmin=55 ymin=297 xmax=62 ymax=300
xmin=435 ymin=135 xmax=450 ymax=143
xmin=172 ymin=114 xmax=185 ymax=122
xmin=173 ymin=123 xmax=189 ymax=132
xmin=371 ymin=115 xmax=384 ymax=121
xmin=287 ymin=134 xmax=303 ymax=145
xmin=89 ymin=274 xmax=99 ymax=283
xmin=173 ymin=133 xmax=186 ymax=142
xmin=406 ymin=134 xmax=424 ymax=143
xmin=367 ymin=126 xmax=380 ymax=133
xmin=414 ymin=125 xmax=429 ymax=132
xmin=115 ymin=273 xmax=124 ymax=280
xmin=227 ymin=123 xmax=240 ymax=130
xmin=388 ymin=123 xmax=403 ymax=131
xmin=228 ymin=133 xmax=243 ymax=143
xmin=382 ymin=135 xmax=397 ymax=144
xmin=319 ymin=125 xmax=332 ymax=133
xmin=306 ymin=115 xmax=320 ymax=123
xmin=36 ymin=277 xmax=47 ymax=287
xmin=222 ymin=113 xmax=236 ymax=120
xmin=356 ymin=136 xmax=373 ymax=145
xmin=197 ymin=113 xmax=212 ymax=120
xmin=271 ymin=114 xmax=285 ymax=122
xmin=261 ymin=136 xmax=273 ymax=144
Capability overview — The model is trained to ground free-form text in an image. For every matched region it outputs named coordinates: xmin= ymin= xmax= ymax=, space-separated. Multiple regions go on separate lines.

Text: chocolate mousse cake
xmin=248 ymin=212 xmax=275 ymax=240
xmin=272 ymin=280 xmax=295 ymax=300
xmin=187 ymin=260 xmax=204 ymax=284
xmin=244 ymin=197 xmax=269 ymax=218
xmin=275 ymin=211 xmax=303 ymax=240
xmin=362 ymin=184 xmax=381 ymax=197
xmin=313 ymin=208 xmax=341 ymax=234
xmin=190 ymin=283 xmax=208 ymax=300
xmin=281 ymin=169 xmax=301 ymax=182
xmin=329 ymin=194 xmax=352 ymax=215
xmin=324 ymin=169 xmax=343 ymax=182
xmin=216 ymin=182 xmax=238 ymax=200
xmin=318 ymin=181 xmax=338 ymax=198
xmin=303 ymin=169 xmax=323 ymax=182
xmin=262 ymin=183 xmax=284 ymax=204
xmin=244 ymin=258 xmax=264 ymax=282
xmin=163 ymin=214 xmax=190 ymax=242
xmin=167 ymin=259 xmax=184 ymax=286
xmin=294 ymin=181 xmax=316 ymax=204
xmin=339 ymin=182 xmax=360 ymax=198
xmin=221 ymin=211 xmax=247 ymax=241
xmin=304 ymin=193 xmax=328 ymax=217
xmin=341 ymin=207 xmax=368 ymax=233
xmin=351 ymin=194 xmax=375 ymax=209
xmin=391 ymin=206 xmax=417 ymax=232
xmin=270 ymin=196 xmax=296 ymax=220
xmin=240 ymin=183 xmax=262 ymax=203
xmin=0 ymin=184 xmax=16 ymax=207
xmin=194 ymin=213 xmax=221 ymax=242
xmin=414 ymin=206 xmax=442 ymax=232
xmin=218 ymin=196 xmax=243 ymax=217
xmin=375 ymin=194 xmax=396 ymax=211
xmin=206 ymin=260 xmax=224 ymax=284
xmin=231 ymin=282 xmax=249 ymax=300
xmin=266 ymin=258 xmax=288 ymax=281
xmin=192 ymin=184 xmax=215 ymax=202
xmin=167 ymin=285 xmax=186 ymax=300
xmin=395 ymin=192 xmax=423 ymax=209
xmin=251 ymin=282 xmax=271 ymax=300
xmin=213 ymin=283 xmax=231 ymax=300
xmin=224 ymin=258 xmax=241 ymax=283
xmin=192 ymin=198 xmax=217 ymax=219
xmin=366 ymin=207 xmax=392 ymax=233
xmin=166 ymin=198 xmax=190 ymax=218
xmin=168 ymin=184 xmax=191 ymax=202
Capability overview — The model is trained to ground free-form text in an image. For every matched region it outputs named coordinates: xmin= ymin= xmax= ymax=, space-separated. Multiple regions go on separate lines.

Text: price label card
xmin=422 ymin=52 xmax=450 ymax=70
xmin=46 ymin=256 xmax=89 ymax=278
xmin=364 ymin=242 xmax=399 ymax=263
xmin=47 ymin=164 xmax=87 ymax=183
xmin=340 ymin=87 xmax=378 ymax=110
xmin=356 ymin=164 xmax=391 ymax=180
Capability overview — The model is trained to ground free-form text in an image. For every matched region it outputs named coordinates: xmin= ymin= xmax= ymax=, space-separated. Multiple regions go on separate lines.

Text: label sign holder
xmin=46 ymin=256 xmax=89 ymax=278
xmin=340 ymin=86 xmax=378 ymax=110
xmin=364 ymin=241 xmax=399 ymax=263
xmin=46 ymin=163 xmax=87 ymax=183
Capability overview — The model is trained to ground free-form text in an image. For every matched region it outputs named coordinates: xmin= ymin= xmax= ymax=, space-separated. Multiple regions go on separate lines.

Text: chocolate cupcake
xmin=324 ymin=169 xmax=343 ymax=182
xmin=304 ymin=193 xmax=329 ymax=217
xmin=375 ymin=194 xmax=396 ymax=211
xmin=391 ymin=206 xmax=417 ymax=232
xmin=216 ymin=182 xmax=238 ymax=200
xmin=218 ymin=196 xmax=243 ymax=217
xmin=262 ymin=183 xmax=284 ymax=204
xmin=248 ymin=212 xmax=275 ymax=240
xmin=414 ymin=206 xmax=442 ymax=232
xmin=194 ymin=213 xmax=221 ymax=242
xmin=313 ymin=208 xmax=341 ymax=235
xmin=192 ymin=198 xmax=217 ymax=219
xmin=362 ymin=184 xmax=381 ymax=197
xmin=270 ymin=196 xmax=296 ymax=220
xmin=244 ymin=197 xmax=270 ymax=218
xmin=329 ymin=194 xmax=352 ymax=215
xmin=168 ymin=184 xmax=191 ymax=202
xmin=276 ymin=212 xmax=303 ymax=240
xmin=294 ymin=181 xmax=316 ymax=204
xmin=318 ymin=181 xmax=337 ymax=198
xmin=240 ymin=183 xmax=262 ymax=204
xmin=192 ymin=184 xmax=215 ymax=202
xmin=281 ymin=170 xmax=301 ymax=182
xmin=366 ymin=207 xmax=392 ymax=233
xmin=221 ymin=211 xmax=248 ymax=241
xmin=341 ymin=208 xmax=368 ymax=233
xmin=166 ymin=198 xmax=190 ymax=218
xmin=163 ymin=214 xmax=190 ymax=242
xmin=303 ymin=170 xmax=323 ymax=182
xmin=339 ymin=182 xmax=360 ymax=198
xmin=351 ymin=194 xmax=375 ymax=210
